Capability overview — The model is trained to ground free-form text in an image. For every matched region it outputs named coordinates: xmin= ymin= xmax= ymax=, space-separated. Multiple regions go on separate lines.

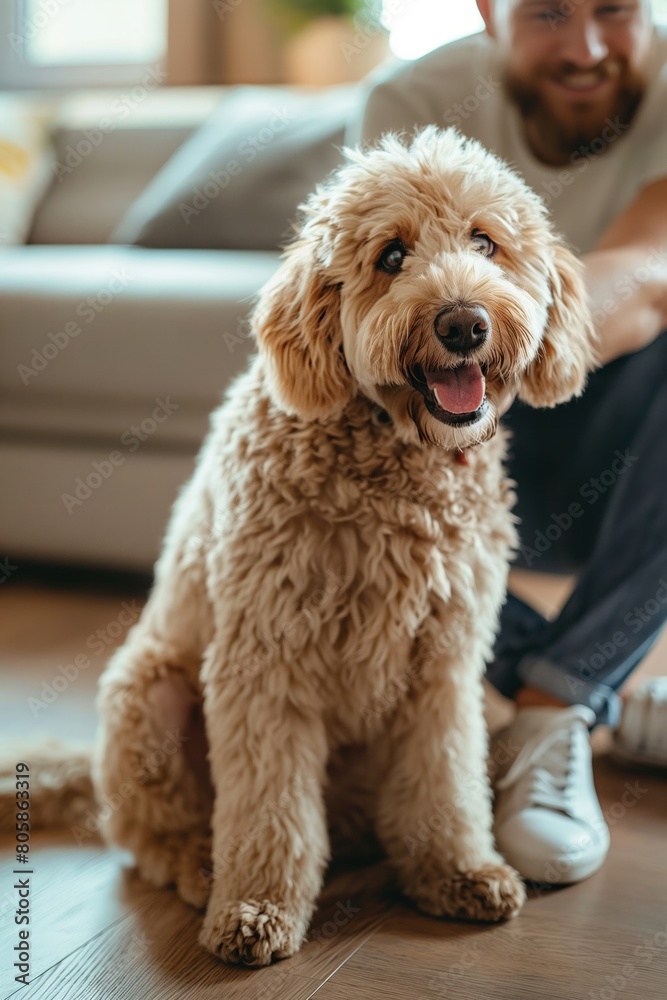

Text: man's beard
xmin=504 ymin=61 xmax=646 ymax=163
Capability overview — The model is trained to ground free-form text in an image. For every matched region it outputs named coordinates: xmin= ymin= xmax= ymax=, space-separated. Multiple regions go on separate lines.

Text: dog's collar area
xmin=371 ymin=403 xmax=469 ymax=465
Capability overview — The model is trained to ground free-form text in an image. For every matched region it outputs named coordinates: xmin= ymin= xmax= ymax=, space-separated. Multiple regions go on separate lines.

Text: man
xmin=348 ymin=0 xmax=667 ymax=885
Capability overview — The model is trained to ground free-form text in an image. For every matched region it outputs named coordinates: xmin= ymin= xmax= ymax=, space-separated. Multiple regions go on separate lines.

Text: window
xmin=383 ymin=0 xmax=484 ymax=60
xmin=385 ymin=0 xmax=667 ymax=62
xmin=0 ymin=0 xmax=168 ymax=89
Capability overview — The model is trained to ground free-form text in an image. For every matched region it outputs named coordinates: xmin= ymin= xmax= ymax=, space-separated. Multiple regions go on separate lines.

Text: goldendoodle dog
xmin=91 ymin=126 xmax=595 ymax=966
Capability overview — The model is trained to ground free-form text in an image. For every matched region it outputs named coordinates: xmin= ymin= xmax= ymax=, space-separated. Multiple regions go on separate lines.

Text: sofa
xmin=0 ymin=84 xmax=360 ymax=572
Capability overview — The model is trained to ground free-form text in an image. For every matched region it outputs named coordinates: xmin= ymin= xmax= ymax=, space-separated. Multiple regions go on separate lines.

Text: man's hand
xmin=585 ymin=177 xmax=667 ymax=365
xmin=583 ymin=246 xmax=667 ymax=365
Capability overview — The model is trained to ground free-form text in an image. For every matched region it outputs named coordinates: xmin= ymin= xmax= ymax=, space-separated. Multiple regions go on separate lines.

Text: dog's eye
xmin=471 ymin=231 xmax=497 ymax=257
xmin=376 ymin=240 xmax=406 ymax=275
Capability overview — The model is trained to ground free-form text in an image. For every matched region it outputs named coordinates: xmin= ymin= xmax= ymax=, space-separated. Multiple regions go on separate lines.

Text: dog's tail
xmin=0 ymin=740 xmax=96 ymax=835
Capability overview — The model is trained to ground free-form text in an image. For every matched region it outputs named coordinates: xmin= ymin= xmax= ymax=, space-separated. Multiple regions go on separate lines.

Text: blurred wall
xmin=168 ymin=0 xmax=283 ymax=86
xmin=218 ymin=0 xmax=284 ymax=85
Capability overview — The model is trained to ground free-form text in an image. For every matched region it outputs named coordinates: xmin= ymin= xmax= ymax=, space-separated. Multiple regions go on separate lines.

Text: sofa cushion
xmin=110 ymin=85 xmax=358 ymax=251
xmin=28 ymin=88 xmax=226 ymax=245
xmin=29 ymin=126 xmax=194 ymax=246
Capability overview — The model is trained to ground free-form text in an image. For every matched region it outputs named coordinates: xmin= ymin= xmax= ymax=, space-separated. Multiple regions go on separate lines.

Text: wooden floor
xmin=1 ymin=566 xmax=666 ymax=1000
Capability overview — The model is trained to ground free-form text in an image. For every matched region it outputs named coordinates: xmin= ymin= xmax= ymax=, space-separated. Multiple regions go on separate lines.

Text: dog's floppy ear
xmin=253 ymin=241 xmax=354 ymax=421
xmin=518 ymin=242 xmax=598 ymax=408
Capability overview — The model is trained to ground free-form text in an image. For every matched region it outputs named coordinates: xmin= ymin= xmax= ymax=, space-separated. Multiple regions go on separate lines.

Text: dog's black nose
xmin=434 ymin=305 xmax=490 ymax=354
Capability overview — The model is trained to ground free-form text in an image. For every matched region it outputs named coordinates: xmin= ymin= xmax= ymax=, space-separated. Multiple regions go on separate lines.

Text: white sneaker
xmin=612 ymin=678 xmax=667 ymax=768
xmin=492 ymin=705 xmax=610 ymax=885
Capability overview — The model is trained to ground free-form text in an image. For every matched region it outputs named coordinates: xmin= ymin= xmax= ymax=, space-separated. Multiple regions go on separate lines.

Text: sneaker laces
xmin=496 ymin=705 xmax=596 ymax=814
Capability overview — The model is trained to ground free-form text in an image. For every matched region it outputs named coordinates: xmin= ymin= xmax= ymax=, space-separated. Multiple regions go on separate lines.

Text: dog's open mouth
xmin=410 ymin=362 xmax=488 ymax=427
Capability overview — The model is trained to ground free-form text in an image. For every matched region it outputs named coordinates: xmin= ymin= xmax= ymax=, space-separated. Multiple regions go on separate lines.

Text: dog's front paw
xmin=407 ymin=863 xmax=525 ymax=922
xmin=199 ymin=899 xmax=306 ymax=966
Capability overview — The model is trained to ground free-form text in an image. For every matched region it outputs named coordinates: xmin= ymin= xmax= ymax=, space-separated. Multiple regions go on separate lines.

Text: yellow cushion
xmin=0 ymin=97 xmax=54 ymax=246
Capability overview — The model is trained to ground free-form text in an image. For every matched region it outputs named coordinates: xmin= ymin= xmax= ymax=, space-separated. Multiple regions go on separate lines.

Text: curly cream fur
xmin=91 ymin=128 xmax=596 ymax=967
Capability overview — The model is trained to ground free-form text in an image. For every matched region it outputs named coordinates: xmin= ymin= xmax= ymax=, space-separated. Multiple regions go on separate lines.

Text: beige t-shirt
xmin=349 ymin=28 xmax=667 ymax=253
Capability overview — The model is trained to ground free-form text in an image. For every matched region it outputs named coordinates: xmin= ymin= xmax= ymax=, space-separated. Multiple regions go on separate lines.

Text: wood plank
xmin=0 ymin=850 xmax=392 ymax=1000
xmin=3 ymin=888 xmax=320 ymax=1000
xmin=0 ymin=831 xmax=393 ymax=1000
xmin=310 ymin=904 xmax=667 ymax=1000
xmin=0 ymin=837 xmax=136 ymax=997
xmin=311 ymin=757 xmax=667 ymax=1000
xmin=0 ymin=578 xmax=146 ymax=743
xmin=1 ymin=571 xmax=666 ymax=1000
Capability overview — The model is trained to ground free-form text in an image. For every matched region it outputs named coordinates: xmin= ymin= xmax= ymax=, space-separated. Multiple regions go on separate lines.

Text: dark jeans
xmin=487 ymin=331 xmax=667 ymax=726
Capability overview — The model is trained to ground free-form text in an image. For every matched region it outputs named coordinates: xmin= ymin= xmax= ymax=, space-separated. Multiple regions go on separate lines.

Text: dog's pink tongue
xmin=427 ymin=364 xmax=485 ymax=414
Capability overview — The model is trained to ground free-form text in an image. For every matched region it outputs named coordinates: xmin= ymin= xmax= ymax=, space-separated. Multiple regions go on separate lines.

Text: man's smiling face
xmin=478 ymin=0 xmax=654 ymax=163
